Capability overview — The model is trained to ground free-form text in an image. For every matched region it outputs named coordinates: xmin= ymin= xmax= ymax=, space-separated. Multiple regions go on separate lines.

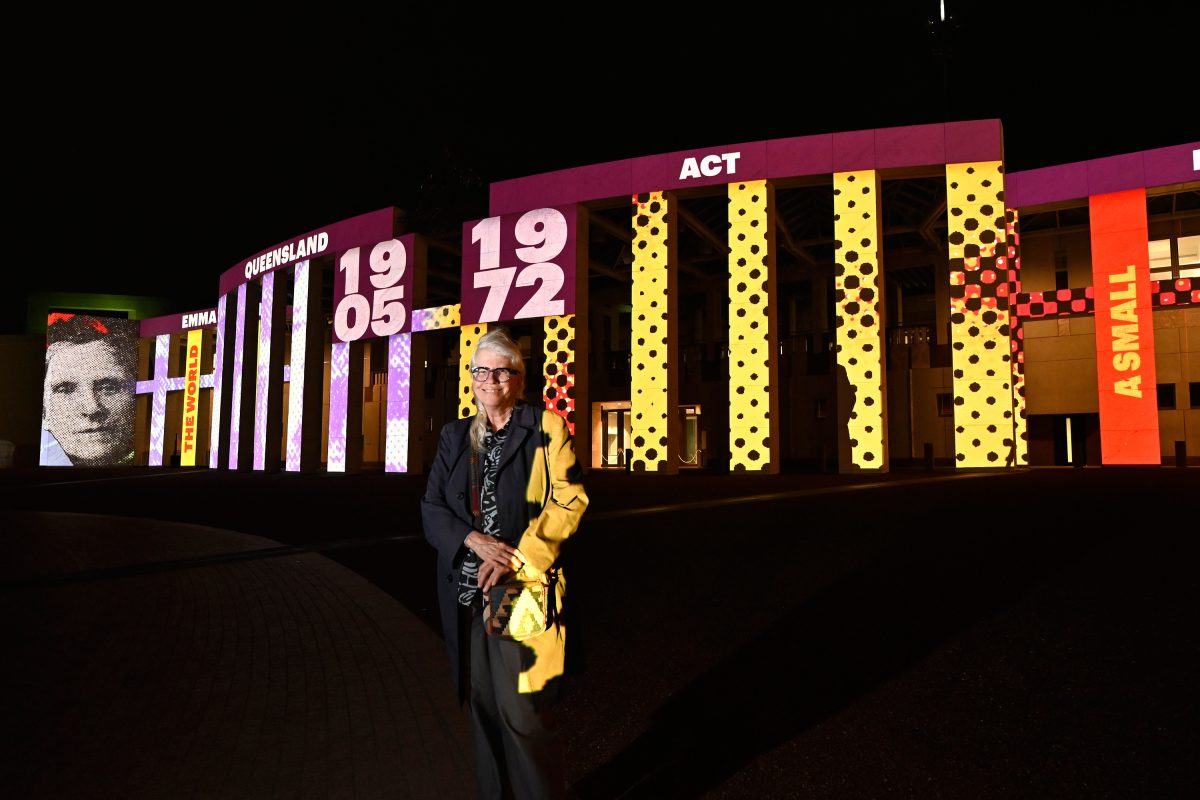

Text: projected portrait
xmin=40 ymin=314 xmax=138 ymax=467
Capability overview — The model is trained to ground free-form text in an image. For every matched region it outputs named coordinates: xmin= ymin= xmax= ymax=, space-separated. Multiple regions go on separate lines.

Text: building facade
xmin=73 ymin=121 xmax=1199 ymax=473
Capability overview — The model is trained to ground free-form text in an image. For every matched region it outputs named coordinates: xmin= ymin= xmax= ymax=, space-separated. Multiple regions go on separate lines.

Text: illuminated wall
xmin=543 ymin=315 xmax=576 ymax=433
xmin=253 ymin=271 xmax=285 ymax=472
xmin=1005 ymin=210 xmax=1028 ymax=465
xmin=1090 ymin=189 xmax=1159 ymax=464
xmin=412 ymin=304 xmax=461 ymax=331
xmin=327 ymin=341 xmax=353 ymax=472
xmin=386 ymin=332 xmax=413 ymax=472
xmin=286 ymin=262 xmax=316 ymax=472
xmin=148 ymin=334 xmax=171 ymax=467
xmin=40 ymin=315 xmax=139 ymax=467
xmin=1013 ymin=288 xmax=1094 ymax=319
xmin=727 ymin=180 xmax=779 ymax=472
xmin=833 ymin=171 xmax=888 ymax=471
xmin=945 ymin=162 xmax=1014 ymax=467
xmin=1153 ymin=278 xmax=1199 ymax=307
xmin=459 ymin=324 xmax=488 ymax=420
xmin=227 ymin=282 xmax=261 ymax=470
xmin=179 ymin=329 xmax=203 ymax=466
xmin=629 ymin=191 xmax=677 ymax=473
xmin=209 ymin=294 xmax=228 ymax=466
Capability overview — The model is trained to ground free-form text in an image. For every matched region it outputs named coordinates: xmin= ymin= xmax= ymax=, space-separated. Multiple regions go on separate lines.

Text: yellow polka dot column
xmin=459 ymin=324 xmax=487 ymax=420
xmin=630 ymin=191 xmax=678 ymax=473
xmin=543 ymin=315 xmax=577 ymax=433
xmin=946 ymin=162 xmax=1015 ymax=467
xmin=1005 ymin=209 xmax=1028 ymax=465
xmin=833 ymin=170 xmax=889 ymax=471
xmin=727 ymin=180 xmax=779 ymax=472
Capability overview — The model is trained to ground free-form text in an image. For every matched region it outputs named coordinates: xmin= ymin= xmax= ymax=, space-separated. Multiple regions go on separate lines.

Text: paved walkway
xmin=2 ymin=465 xmax=1196 ymax=798
xmin=0 ymin=510 xmax=474 ymax=799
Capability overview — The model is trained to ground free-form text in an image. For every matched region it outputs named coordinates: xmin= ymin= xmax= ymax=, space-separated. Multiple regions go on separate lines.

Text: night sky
xmin=8 ymin=4 xmax=1195 ymax=334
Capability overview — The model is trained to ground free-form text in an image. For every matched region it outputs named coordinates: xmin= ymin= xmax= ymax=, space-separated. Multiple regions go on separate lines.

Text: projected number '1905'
xmin=333 ymin=238 xmax=413 ymax=342
xmin=461 ymin=206 xmax=577 ymax=325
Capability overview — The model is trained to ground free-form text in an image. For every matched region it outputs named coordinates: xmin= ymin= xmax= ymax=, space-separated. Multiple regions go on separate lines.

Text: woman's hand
xmin=477 ymin=560 xmax=511 ymax=594
xmin=466 ymin=531 xmax=524 ymax=571
xmin=467 ymin=532 xmax=527 ymax=593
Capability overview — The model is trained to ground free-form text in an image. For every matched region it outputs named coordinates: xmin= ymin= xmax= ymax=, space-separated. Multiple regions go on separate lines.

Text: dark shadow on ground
xmin=570 ymin=520 xmax=1103 ymax=799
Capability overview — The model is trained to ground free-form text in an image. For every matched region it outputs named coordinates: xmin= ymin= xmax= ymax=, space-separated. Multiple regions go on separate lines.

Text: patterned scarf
xmin=457 ymin=415 xmax=512 ymax=606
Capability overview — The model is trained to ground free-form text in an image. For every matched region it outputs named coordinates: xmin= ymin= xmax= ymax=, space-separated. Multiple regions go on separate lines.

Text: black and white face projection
xmin=40 ymin=315 xmax=138 ymax=467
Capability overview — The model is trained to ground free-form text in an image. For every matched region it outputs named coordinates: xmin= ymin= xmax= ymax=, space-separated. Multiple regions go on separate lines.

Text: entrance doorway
xmin=601 ymin=406 xmax=632 ymax=468
xmin=592 ymin=401 xmax=704 ymax=469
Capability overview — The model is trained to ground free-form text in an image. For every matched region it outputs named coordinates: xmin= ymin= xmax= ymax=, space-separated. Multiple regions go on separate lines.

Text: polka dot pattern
xmin=1151 ymin=277 xmax=1199 ymax=307
xmin=832 ymin=170 xmax=888 ymax=471
xmin=1005 ymin=209 xmax=1029 ymax=466
xmin=946 ymin=161 xmax=1014 ymax=467
xmin=629 ymin=191 xmax=676 ymax=473
xmin=412 ymin=304 xmax=461 ymax=332
xmin=542 ymin=314 xmax=577 ymax=433
xmin=727 ymin=180 xmax=778 ymax=472
xmin=458 ymin=324 xmax=488 ymax=420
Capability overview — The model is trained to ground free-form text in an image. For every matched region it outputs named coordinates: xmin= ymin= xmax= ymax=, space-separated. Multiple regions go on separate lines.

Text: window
xmin=815 ymin=398 xmax=827 ymax=419
xmin=1157 ymin=384 xmax=1176 ymax=410
xmin=936 ymin=393 xmax=953 ymax=417
xmin=1149 ymin=234 xmax=1200 ymax=282
xmin=1054 ymin=252 xmax=1069 ymax=290
xmin=1190 ymin=382 xmax=1200 ymax=409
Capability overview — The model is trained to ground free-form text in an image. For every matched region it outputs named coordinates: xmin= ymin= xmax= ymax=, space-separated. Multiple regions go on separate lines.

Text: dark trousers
xmin=462 ymin=605 xmax=566 ymax=800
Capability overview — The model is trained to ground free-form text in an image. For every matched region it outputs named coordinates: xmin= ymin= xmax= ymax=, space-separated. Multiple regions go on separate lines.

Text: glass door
xmin=602 ymin=408 xmax=631 ymax=468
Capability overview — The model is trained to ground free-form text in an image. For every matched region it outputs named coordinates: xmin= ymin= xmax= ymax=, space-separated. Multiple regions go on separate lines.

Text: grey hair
xmin=469 ymin=328 xmax=526 ymax=452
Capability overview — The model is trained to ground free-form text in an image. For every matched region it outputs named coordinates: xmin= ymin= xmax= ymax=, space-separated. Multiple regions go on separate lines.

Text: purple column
xmin=227 ymin=284 xmax=248 ymax=470
xmin=148 ymin=335 xmax=170 ymax=466
xmin=327 ymin=340 xmax=349 ymax=472
xmin=286 ymin=262 xmax=310 ymax=471
xmin=209 ymin=294 xmax=228 ymax=466
xmin=253 ymin=271 xmax=275 ymax=470
xmin=385 ymin=332 xmax=412 ymax=473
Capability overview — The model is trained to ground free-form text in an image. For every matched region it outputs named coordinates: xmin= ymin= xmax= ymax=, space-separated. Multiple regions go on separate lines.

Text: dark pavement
xmin=1 ymin=464 xmax=1196 ymax=798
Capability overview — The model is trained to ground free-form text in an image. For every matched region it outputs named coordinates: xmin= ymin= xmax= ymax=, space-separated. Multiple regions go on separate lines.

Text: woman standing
xmin=422 ymin=328 xmax=588 ymax=799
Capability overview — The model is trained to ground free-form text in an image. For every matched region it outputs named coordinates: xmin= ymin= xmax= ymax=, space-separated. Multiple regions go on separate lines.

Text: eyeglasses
xmin=470 ymin=366 xmax=519 ymax=382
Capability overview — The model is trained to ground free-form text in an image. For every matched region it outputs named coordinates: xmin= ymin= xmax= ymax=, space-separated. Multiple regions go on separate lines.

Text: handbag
xmin=469 ymin=435 xmax=558 ymax=641
xmin=482 ymin=567 xmax=557 ymax=641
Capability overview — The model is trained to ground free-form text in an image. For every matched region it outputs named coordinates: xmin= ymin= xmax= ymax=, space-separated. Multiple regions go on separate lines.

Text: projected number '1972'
xmin=461 ymin=206 xmax=578 ymax=325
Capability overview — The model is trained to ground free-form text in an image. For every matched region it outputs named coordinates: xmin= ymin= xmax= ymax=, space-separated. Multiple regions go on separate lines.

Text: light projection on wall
xmin=209 ymin=294 xmax=228 ymax=467
xmin=832 ymin=171 xmax=888 ymax=471
xmin=137 ymin=325 xmax=214 ymax=467
xmin=945 ymin=162 xmax=1014 ymax=467
xmin=286 ymin=262 xmax=312 ymax=472
xmin=459 ymin=324 xmax=488 ymax=420
xmin=1090 ymin=188 xmax=1159 ymax=464
xmin=179 ymin=328 xmax=203 ymax=466
xmin=327 ymin=341 xmax=351 ymax=472
xmin=412 ymin=304 xmax=461 ymax=331
xmin=461 ymin=207 xmax=578 ymax=325
xmin=1152 ymin=278 xmax=1199 ymax=307
xmin=727 ymin=180 xmax=778 ymax=472
xmin=148 ymin=334 xmax=171 ymax=467
xmin=1005 ymin=210 xmax=1028 ymax=466
xmin=39 ymin=314 xmax=138 ymax=467
xmin=629 ymin=191 xmax=677 ymax=473
xmin=332 ymin=236 xmax=415 ymax=343
xmin=1013 ymin=288 xmax=1094 ymax=319
xmin=227 ymin=283 xmax=249 ymax=470
xmin=543 ymin=315 xmax=576 ymax=433
xmin=253 ymin=271 xmax=277 ymax=470
xmin=386 ymin=332 xmax=412 ymax=473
